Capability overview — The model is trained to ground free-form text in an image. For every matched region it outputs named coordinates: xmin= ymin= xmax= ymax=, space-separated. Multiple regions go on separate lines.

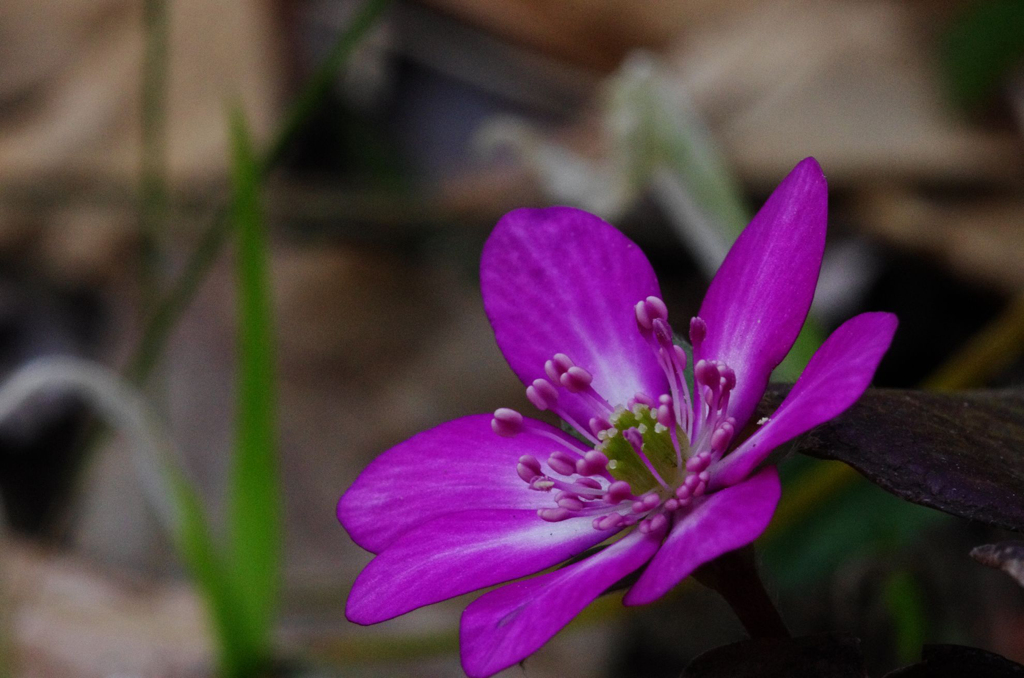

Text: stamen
xmin=589 ymin=416 xmax=612 ymax=437
xmin=526 ymin=378 xmax=558 ymax=411
xmin=556 ymin=495 xmax=585 ymax=511
xmin=693 ymin=481 xmax=707 ymax=497
xmin=656 ymin=342 xmax=691 ymax=437
xmin=529 ymin=478 xmax=554 ymax=491
xmin=520 ymin=311 xmax=744 ymax=536
xmin=666 ymin=347 xmax=692 ymax=433
xmin=631 ymin=392 xmax=656 ymax=408
xmin=547 ymin=451 xmax=578 ymax=476
xmin=517 ymin=462 xmax=539 ymax=483
xmin=657 ymin=399 xmax=674 ymax=428
xmin=632 ymin=492 xmax=661 ymax=513
xmin=518 ymin=454 xmax=542 ymax=477
xmin=633 ymin=296 xmax=696 ymax=439
xmin=593 ymin=513 xmax=625 ymax=530
xmin=491 ymin=408 xmax=524 ymax=437
xmin=581 ymin=389 xmax=615 ymax=418
xmin=534 ymin=477 xmax=643 ymax=529
xmin=710 ymin=421 xmax=735 ymax=455
xmin=689 ymin=316 xmax=706 ymax=350
xmin=515 ymin=419 xmax=589 ymax=459
xmin=543 ymin=353 xmax=574 ymax=381
xmin=538 ymin=508 xmax=571 ymax=522
xmin=545 ymin=358 xmax=614 ymax=415
xmin=604 ymin=480 xmax=633 ymax=503
xmin=652 ymin=318 xmax=673 ymax=346
xmin=720 ymin=365 xmax=736 ymax=391
xmin=635 ymin=302 xmax=650 ymax=330
xmin=696 ymin=360 xmax=720 ymax=392
xmin=685 ymin=451 xmax=711 ymax=473
xmin=559 ymin=366 xmax=593 ymax=393
xmin=552 ymin=353 xmax=574 ymax=374
xmin=634 ymin=296 xmax=669 ymax=331
xmin=639 ymin=512 xmax=667 ymax=535
xmin=524 ymin=377 xmax=600 ymax=445
xmin=673 ymin=344 xmax=688 ymax=371
xmin=690 ymin=356 xmax=738 ymax=449
xmin=546 ymin=353 xmax=612 ymax=417
xmin=575 ymin=450 xmax=609 ymax=476
xmin=549 ymin=478 xmax=605 ymax=497
xmin=717 ymin=386 xmax=732 ymax=422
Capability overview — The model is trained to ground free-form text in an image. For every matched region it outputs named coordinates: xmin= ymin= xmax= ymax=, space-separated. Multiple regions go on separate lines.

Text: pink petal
xmin=481 ymin=207 xmax=669 ymax=428
xmin=459 ymin=526 xmax=664 ymax=678
xmin=695 ymin=158 xmax=828 ymax=431
xmin=338 ymin=414 xmax=587 ymax=554
xmin=623 ymin=467 xmax=780 ymax=606
xmin=711 ymin=312 xmax=898 ymax=488
xmin=346 ymin=509 xmax=612 ymax=624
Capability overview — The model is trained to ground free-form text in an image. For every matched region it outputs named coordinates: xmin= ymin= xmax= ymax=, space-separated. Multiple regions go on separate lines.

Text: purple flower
xmin=338 ymin=157 xmax=897 ymax=677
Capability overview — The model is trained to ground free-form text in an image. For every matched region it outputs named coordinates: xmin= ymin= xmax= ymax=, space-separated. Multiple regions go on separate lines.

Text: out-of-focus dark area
xmin=0 ymin=0 xmax=1023 ymax=676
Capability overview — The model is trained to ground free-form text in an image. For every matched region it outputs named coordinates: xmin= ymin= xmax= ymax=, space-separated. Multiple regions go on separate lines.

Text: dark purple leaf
xmin=759 ymin=387 xmax=1024 ymax=532
xmin=883 ymin=644 xmax=1024 ymax=677
xmin=681 ymin=634 xmax=867 ymax=678
xmin=970 ymin=541 xmax=1024 ymax=587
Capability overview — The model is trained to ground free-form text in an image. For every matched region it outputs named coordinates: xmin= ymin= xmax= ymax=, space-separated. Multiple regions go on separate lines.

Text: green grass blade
xmin=166 ymin=467 xmax=249 ymax=677
xmin=227 ymin=108 xmax=280 ymax=669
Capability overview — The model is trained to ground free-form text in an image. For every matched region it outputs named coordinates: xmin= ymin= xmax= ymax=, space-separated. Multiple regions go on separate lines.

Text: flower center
xmin=596 ymin=403 xmax=688 ymax=493
xmin=493 ymin=296 xmax=739 ymax=534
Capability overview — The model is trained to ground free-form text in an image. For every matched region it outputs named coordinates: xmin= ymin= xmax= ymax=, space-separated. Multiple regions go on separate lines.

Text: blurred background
xmin=0 ymin=0 xmax=1023 ymax=676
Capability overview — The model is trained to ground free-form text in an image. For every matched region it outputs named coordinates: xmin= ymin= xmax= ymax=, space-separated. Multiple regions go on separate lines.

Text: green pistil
xmin=597 ymin=404 xmax=689 ymax=494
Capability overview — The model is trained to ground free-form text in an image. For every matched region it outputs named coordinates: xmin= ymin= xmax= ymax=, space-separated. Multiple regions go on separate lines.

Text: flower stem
xmin=693 ymin=546 xmax=789 ymax=639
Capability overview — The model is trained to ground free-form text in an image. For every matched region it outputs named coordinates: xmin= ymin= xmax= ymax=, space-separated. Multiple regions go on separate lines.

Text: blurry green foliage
xmin=763 ymin=457 xmax=946 ymax=593
xmin=126 ymin=3 xmax=391 ymax=672
xmin=128 ymin=0 xmax=392 ymax=386
xmin=883 ymin=570 xmax=928 ymax=666
xmin=941 ymin=0 xmax=1024 ymax=109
